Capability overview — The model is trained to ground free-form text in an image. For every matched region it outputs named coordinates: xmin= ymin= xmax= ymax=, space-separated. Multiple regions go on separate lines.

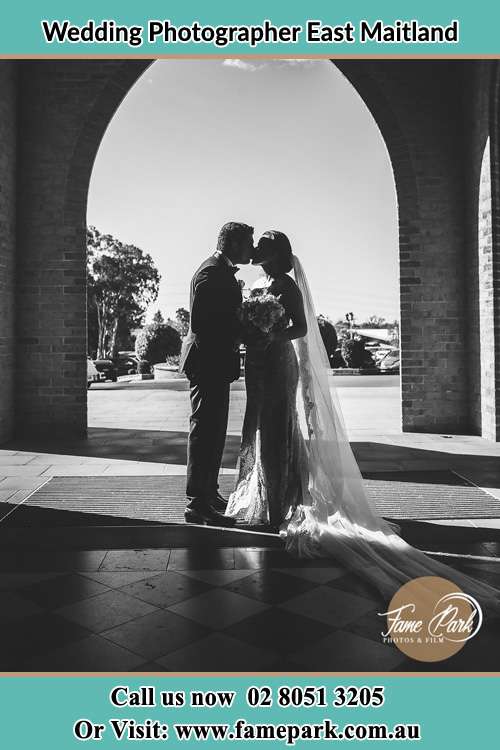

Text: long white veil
xmin=286 ymin=254 xmax=500 ymax=611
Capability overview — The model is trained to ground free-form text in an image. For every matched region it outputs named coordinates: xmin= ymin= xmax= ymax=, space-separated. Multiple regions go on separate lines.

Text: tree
xmin=88 ymin=272 xmax=145 ymax=357
xmin=175 ymin=307 xmax=190 ymax=338
xmin=390 ymin=320 xmax=400 ymax=347
xmin=135 ymin=323 xmax=182 ymax=365
xmin=341 ymin=337 xmax=374 ymax=368
xmin=87 ymin=226 xmax=161 ymax=359
xmin=333 ymin=319 xmax=351 ymax=343
xmin=152 ymin=310 xmax=165 ymax=324
xmin=361 ymin=315 xmax=388 ymax=329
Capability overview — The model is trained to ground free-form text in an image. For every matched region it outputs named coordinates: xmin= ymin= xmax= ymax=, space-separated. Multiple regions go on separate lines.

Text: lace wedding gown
xmin=226 ymin=274 xmax=306 ymax=528
xmin=226 ymin=257 xmax=500 ymax=614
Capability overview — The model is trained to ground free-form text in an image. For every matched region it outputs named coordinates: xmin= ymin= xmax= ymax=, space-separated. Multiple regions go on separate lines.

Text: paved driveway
xmin=88 ymin=374 xmax=401 ymax=438
xmin=2 ymin=375 xmax=500 ymax=528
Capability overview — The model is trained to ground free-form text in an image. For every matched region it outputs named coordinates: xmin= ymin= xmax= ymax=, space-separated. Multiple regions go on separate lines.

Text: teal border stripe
xmin=0 ymin=0 xmax=499 ymax=56
xmin=0 ymin=676 xmax=497 ymax=748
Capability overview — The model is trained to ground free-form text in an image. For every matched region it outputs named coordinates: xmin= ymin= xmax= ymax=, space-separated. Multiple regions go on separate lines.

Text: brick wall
xmin=338 ymin=61 xmax=472 ymax=433
xmin=461 ymin=61 xmax=500 ymax=441
xmin=463 ymin=64 xmax=490 ymax=437
xmin=2 ymin=59 xmax=500 ymax=440
xmin=15 ymin=61 xmax=149 ymax=437
xmin=478 ymin=139 xmax=496 ymax=438
xmin=0 ymin=64 xmax=16 ymax=443
xmin=488 ymin=62 xmax=500 ymax=441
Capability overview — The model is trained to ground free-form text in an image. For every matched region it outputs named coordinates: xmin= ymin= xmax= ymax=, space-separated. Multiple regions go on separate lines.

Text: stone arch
xmin=485 ymin=60 xmax=500 ymax=440
xmin=477 ymin=138 xmax=494 ymax=439
xmin=78 ymin=59 xmax=409 ymax=433
xmin=63 ymin=62 xmax=151 ymax=234
xmin=9 ymin=59 xmax=486 ymax=439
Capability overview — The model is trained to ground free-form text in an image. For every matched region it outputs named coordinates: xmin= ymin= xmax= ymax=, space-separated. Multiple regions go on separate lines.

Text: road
xmin=89 ymin=374 xmax=401 ymax=437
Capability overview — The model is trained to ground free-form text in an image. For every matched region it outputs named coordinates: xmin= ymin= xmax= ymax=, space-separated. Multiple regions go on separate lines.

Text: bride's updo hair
xmin=253 ymin=230 xmax=293 ymax=274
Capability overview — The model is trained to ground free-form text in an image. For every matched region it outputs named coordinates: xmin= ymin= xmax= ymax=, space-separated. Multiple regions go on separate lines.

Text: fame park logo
xmin=378 ymin=576 xmax=483 ymax=662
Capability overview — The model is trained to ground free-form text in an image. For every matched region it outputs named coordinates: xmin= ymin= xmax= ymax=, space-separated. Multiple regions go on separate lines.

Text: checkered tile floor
xmin=1 ymin=546 xmax=500 ymax=672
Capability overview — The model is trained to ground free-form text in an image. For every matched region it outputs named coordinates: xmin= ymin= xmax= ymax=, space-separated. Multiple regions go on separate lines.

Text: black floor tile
xmin=482 ymin=614 xmax=500 ymax=633
xmin=20 ymin=573 xmax=109 ymax=609
xmin=267 ymin=656 xmax=308 ymax=671
xmin=224 ymin=607 xmax=333 ymax=654
xmin=131 ymin=661 xmax=170 ymax=672
xmin=101 ymin=609 xmax=210 ymax=661
xmin=22 ymin=634 xmax=145 ymax=671
xmin=157 ymin=632 xmax=276 ymax=671
xmin=224 ymin=570 xmax=317 ymax=604
xmin=391 ymin=628 xmax=500 ymax=672
xmin=119 ymin=572 xmax=212 ymax=608
xmin=235 ymin=548 xmax=342 ymax=569
xmin=0 ymin=613 xmax=90 ymax=670
xmin=327 ymin=572 xmax=384 ymax=604
xmin=292 ymin=629 xmax=405 ymax=671
xmin=344 ymin=608 xmax=387 ymax=644
xmin=168 ymin=548 xmax=235 ymax=570
xmin=429 ymin=633 xmax=500 ymax=671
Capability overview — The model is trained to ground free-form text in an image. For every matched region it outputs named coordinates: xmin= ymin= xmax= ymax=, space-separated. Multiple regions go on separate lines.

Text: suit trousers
xmin=186 ymin=377 xmax=230 ymax=509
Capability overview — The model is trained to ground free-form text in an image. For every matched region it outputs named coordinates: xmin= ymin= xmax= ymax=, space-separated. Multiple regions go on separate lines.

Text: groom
xmin=179 ymin=222 xmax=254 ymax=525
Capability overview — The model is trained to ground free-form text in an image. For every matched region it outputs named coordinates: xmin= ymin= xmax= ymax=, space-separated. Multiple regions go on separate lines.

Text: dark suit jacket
xmin=179 ymin=255 xmax=242 ymax=383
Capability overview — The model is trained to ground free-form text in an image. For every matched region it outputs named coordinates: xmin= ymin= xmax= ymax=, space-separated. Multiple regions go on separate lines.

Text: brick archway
xmin=1 ymin=59 xmax=498 ymax=441
xmin=486 ymin=61 xmax=500 ymax=440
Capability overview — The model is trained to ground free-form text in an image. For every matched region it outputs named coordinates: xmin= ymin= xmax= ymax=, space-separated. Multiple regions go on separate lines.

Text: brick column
xmin=9 ymin=59 xmax=499 ymax=441
xmin=338 ymin=61 xmax=472 ymax=433
xmin=0 ymin=63 xmax=16 ymax=443
xmin=15 ymin=61 xmax=149 ymax=438
xmin=487 ymin=61 xmax=500 ymax=441
xmin=15 ymin=63 xmax=87 ymax=437
xmin=477 ymin=139 xmax=496 ymax=439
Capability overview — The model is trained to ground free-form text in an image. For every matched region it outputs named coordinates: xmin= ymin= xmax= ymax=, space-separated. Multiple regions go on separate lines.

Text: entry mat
xmin=1 ymin=470 xmax=500 ymax=527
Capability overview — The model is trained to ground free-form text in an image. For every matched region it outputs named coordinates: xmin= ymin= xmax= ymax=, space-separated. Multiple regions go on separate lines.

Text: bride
xmin=226 ymin=230 xmax=500 ymax=612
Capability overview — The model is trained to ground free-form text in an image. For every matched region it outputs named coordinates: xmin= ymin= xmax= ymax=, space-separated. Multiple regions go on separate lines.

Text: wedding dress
xmin=226 ymin=256 xmax=500 ymax=613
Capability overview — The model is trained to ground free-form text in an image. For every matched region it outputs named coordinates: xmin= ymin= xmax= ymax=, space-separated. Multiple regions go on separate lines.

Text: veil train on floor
xmin=283 ymin=255 xmax=500 ymax=613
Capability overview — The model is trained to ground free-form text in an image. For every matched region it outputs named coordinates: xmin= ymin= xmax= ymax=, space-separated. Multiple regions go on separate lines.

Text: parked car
xmin=93 ymin=358 xmax=118 ymax=382
xmin=379 ymin=349 xmax=400 ymax=373
xmin=331 ymin=348 xmax=346 ymax=368
xmin=87 ymin=357 xmax=104 ymax=388
xmin=372 ymin=346 xmax=393 ymax=364
xmin=116 ymin=352 xmax=139 ymax=376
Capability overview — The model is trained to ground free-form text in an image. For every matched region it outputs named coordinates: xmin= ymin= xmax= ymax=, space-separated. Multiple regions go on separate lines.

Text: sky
xmin=87 ymin=59 xmax=399 ymax=326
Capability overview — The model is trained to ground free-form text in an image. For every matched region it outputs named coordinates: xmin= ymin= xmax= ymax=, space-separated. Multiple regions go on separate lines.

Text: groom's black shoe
xmin=184 ymin=505 xmax=236 ymax=527
xmin=210 ymin=492 xmax=228 ymax=512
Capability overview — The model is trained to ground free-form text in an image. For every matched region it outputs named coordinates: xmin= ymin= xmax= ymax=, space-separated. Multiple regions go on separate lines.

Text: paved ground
xmin=3 ymin=375 xmax=500 ymax=525
xmin=87 ymin=374 xmax=401 ymax=438
xmin=1 ymin=374 xmax=500 ymax=672
xmin=1 ymin=547 xmax=499 ymax=672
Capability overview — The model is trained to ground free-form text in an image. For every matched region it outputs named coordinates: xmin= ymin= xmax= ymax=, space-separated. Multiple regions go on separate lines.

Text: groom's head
xmin=217 ymin=222 xmax=254 ymax=265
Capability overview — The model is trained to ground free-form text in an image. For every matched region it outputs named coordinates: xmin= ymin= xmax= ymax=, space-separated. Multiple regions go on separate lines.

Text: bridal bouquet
xmin=239 ymin=292 xmax=286 ymax=334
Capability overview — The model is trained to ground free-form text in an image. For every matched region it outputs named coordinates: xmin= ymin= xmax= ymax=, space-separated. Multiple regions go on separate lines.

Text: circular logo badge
xmin=378 ymin=576 xmax=483 ymax=662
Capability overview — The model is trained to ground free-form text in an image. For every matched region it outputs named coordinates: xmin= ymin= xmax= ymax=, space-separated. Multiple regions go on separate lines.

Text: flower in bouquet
xmin=239 ymin=292 xmax=286 ymax=334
